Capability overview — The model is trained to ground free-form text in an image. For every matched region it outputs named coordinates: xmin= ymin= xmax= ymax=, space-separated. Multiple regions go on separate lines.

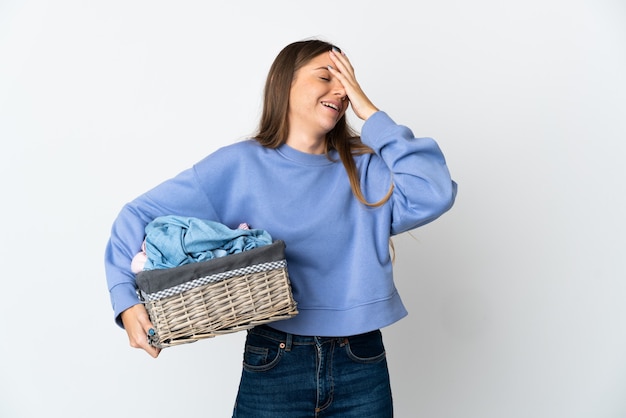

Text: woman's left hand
xmin=328 ymin=49 xmax=379 ymax=121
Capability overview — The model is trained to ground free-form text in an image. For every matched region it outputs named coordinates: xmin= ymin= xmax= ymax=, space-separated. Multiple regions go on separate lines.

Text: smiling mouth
xmin=321 ymin=101 xmax=340 ymax=112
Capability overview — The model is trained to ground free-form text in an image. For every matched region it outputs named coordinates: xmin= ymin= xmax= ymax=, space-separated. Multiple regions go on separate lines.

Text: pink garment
xmin=131 ymin=241 xmax=147 ymax=273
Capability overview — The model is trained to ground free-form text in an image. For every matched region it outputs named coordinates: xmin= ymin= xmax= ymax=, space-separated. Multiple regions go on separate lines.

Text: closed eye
xmin=313 ymin=66 xmax=332 ymax=81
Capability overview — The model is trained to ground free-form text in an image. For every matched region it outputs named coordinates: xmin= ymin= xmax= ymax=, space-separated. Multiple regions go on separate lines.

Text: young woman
xmin=105 ymin=39 xmax=457 ymax=417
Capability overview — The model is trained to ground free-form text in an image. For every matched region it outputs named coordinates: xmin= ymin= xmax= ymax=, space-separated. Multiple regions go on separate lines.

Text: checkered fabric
xmin=140 ymin=260 xmax=287 ymax=301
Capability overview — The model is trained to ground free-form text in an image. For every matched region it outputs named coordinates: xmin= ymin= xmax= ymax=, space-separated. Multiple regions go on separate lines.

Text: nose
xmin=331 ymin=79 xmax=347 ymax=101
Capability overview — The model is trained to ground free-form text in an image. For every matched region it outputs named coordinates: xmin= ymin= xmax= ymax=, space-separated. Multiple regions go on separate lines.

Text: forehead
xmin=299 ymin=52 xmax=332 ymax=71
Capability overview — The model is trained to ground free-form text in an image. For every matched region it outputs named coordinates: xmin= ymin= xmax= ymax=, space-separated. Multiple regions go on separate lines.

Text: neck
xmin=285 ymin=132 xmax=326 ymax=155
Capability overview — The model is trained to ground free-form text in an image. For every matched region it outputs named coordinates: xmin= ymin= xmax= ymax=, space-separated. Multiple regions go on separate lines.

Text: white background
xmin=1 ymin=1 xmax=625 ymax=417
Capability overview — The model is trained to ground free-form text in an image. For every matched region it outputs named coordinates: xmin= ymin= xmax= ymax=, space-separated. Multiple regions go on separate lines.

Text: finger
xmin=144 ymin=342 xmax=161 ymax=358
xmin=327 ymin=63 xmax=361 ymax=103
xmin=329 ymin=48 xmax=345 ymax=63
xmin=138 ymin=327 xmax=161 ymax=358
xmin=330 ymin=49 xmax=354 ymax=74
xmin=142 ymin=325 xmax=162 ymax=357
xmin=328 ymin=55 xmax=361 ymax=96
xmin=327 ymin=62 xmax=356 ymax=92
xmin=129 ymin=322 xmax=161 ymax=357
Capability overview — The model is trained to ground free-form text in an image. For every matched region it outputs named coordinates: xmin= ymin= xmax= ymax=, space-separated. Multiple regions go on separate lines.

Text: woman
xmin=105 ymin=39 xmax=457 ymax=417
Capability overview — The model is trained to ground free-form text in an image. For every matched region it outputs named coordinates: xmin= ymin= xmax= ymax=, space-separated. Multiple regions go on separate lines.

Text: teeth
xmin=322 ymin=102 xmax=339 ymax=111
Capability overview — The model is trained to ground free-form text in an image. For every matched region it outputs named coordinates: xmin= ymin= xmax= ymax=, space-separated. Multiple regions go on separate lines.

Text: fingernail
xmin=148 ymin=328 xmax=155 ymax=336
xmin=327 ymin=65 xmax=334 ymax=70
xmin=331 ymin=46 xmax=342 ymax=53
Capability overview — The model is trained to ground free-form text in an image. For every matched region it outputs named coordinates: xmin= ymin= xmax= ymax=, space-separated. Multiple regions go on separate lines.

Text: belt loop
xmin=284 ymin=332 xmax=293 ymax=351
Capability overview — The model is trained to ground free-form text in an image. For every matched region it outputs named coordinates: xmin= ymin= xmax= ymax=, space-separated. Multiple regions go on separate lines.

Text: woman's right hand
xmin=120 ymin=304 xmax=161 ymax=358
xmin=328 ymin=48 xmax=379 ymax=122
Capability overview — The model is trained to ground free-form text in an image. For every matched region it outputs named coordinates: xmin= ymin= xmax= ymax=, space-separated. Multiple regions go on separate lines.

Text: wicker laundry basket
xmin=136 ymin=240 xmax=298 ymax=348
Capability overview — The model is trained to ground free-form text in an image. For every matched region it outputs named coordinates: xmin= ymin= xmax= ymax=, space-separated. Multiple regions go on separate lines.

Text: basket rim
xmin=136 ymin=240 xmax=286 ymax=294
xmin=140 ymin=259 xmax=287 ymax=301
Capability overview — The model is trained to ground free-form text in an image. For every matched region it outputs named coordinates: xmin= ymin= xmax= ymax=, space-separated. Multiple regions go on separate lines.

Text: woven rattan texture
xmin=144 ymin=266 xmax=297 ymax=348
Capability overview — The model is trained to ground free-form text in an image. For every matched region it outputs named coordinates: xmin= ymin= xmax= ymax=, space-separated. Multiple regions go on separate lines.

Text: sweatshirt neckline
xmin=275 ymin=143 xmax=338 ymax=166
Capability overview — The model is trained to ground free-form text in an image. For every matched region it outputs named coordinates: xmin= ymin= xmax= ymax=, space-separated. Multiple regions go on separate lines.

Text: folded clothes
xmin=135 ymin=216 xmax=272 ymax=271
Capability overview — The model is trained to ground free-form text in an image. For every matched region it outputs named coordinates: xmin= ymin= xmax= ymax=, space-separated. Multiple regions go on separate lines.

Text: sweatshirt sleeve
xmin=360 ymin=111 xmax=457 ymax=235
xmin=104 ymin=166 xmax=217 ymax=328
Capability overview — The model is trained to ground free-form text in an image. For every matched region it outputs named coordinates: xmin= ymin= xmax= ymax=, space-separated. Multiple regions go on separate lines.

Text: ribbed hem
xmin=110 ymin=283 xmax=141 ymax=328
xmin=268 ymin=290 xmax=408 ymax=337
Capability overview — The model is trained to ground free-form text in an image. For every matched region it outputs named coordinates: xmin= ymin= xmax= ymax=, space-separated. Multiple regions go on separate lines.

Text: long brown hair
xmin=255 ymin=39 xmax=393 ymax=207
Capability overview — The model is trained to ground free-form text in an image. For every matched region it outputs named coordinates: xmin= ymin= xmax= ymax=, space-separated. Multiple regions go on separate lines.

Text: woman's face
xmin=287 ymin=52 xmax=348 ymax=139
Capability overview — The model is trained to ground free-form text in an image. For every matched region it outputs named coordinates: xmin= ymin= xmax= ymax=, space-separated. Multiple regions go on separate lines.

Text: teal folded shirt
xmin=143 ymin=215 xmax=272 ymax=270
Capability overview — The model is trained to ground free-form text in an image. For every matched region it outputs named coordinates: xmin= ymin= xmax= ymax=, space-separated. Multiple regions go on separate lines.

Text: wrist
xmin=360 ymin=106 xmax=379 ymax=121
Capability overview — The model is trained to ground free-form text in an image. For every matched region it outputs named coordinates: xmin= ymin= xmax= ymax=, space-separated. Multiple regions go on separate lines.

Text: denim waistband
xmin=250 ymin=324 xmax=380 ymax=349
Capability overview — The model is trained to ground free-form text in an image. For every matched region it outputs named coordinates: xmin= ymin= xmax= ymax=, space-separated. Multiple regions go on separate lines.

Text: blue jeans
xmin=232 ymin=325 xmax=393 ymax=417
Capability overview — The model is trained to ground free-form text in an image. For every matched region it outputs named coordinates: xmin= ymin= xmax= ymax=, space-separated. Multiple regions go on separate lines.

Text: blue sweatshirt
xmin=105 ymin=111 xmax=457 ymax=336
